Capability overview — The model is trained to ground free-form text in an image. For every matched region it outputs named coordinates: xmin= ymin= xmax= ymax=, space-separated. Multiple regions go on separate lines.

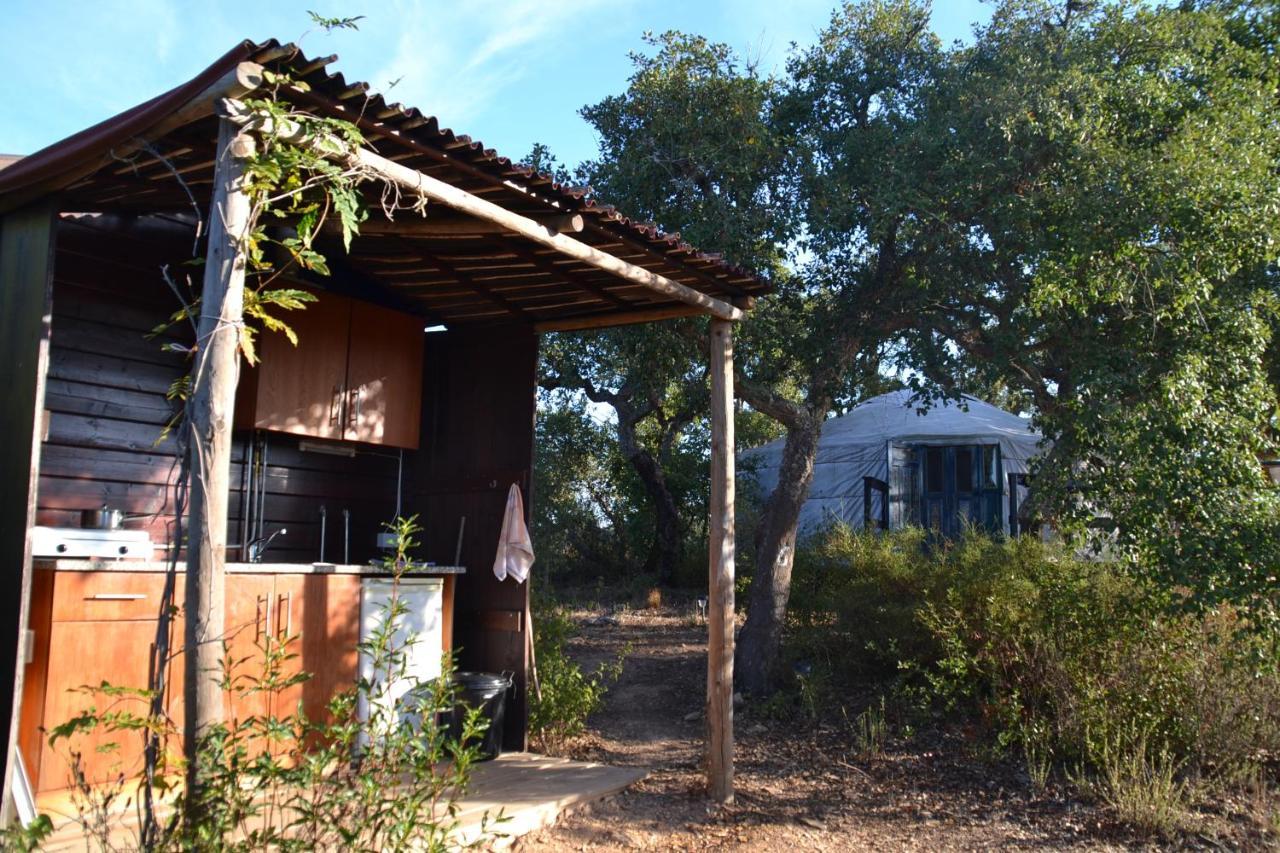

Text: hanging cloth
xmin=493 ymin=483 xmax=534 ymax=583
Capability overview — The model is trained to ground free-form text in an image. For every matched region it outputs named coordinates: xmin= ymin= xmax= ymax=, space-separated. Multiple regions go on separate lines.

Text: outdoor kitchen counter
xmin=33 ymin=559 xmax=466 ymax=575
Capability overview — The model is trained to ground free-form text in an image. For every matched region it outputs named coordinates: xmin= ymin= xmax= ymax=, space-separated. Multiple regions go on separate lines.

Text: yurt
xmin=741 ymin=390 xmax=1044 ymax=537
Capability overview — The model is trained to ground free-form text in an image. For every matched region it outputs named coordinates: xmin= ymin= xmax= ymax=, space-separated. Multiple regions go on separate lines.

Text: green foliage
xmin=531 ymin=396 xmax=630 ymax=581
xmin=30 ymin=517 xmax=501 ymax=851
xmin=0 ymin=814 xmax=53 ymax=852
xmin=897 ymin=1 xmax=1280 ymax=614
xmin=1083 ymin=722 xmax=1192 ymax=839
xmin=533 ymin=30 xmax=795 ymax=592
xmin=850 ymin=697 xmax=889 ymax=759
xmin=306 ymin=11 xmax=364 ymax=32
xmin=536 ymin=325 xmax=727 ymax=586
xmin=528 ymin=597 xmax=626 ymax=752
xmin=786 ymin=525 xmax=1280 ymax=791
xmin=234 ymin=78 xmax=368 ymax=365
xmin=580 ymin=30 xmax=789 ymax=276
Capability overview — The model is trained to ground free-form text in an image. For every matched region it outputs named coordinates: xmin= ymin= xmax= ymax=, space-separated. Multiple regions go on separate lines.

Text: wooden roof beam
xmin=224 ymin=93 xmax=743 ymax=322
xmin=535 ymin=304 xmax=707 ymax=333
xmin=281 ymin=85 xmax=755 ymax=303
xmin=340 ymin=211 xmax=583 ymax=237
xmin=392 ymin=238 xmax=533 ymax=320
xmin=492 ymin=236 xmax=632 ymax=308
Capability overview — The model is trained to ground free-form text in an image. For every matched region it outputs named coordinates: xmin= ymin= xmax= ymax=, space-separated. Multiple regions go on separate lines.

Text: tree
xmin=537 ymin=32 xmax=791 ymax=589
xmin=570 ymin=18 xmax=942 ymax=692
xmin=733 ymin=0 xmax=948 ymax=693
xmin=904 ymin=0 xmax=1280 ymax=614
xmin=539 ymin=329 xmax=710 ymax=585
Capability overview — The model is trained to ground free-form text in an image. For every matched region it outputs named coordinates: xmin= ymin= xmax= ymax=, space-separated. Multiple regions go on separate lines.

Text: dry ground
xmin=517 ymin=607 xmax=1276 ymax=852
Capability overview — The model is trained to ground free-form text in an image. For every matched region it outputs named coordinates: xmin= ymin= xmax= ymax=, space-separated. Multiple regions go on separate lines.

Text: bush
xmin=784 ymin=524 xmax=1280 ymax=833
xmin=528 ymin=597 xmax=625 ymax=753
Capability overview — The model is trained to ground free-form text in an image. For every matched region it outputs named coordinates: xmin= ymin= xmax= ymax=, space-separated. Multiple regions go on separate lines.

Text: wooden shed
xmin=0 ymin=40 xmax=764 ymax=819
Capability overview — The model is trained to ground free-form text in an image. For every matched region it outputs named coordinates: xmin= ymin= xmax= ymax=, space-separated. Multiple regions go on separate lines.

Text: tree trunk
xmin=734 ymin=408 xmax=824 ymax=695
xmin=615 ymin=408 xmax=683 ymax=585
xmin=184 ymin=117 xmax=254 ymax=813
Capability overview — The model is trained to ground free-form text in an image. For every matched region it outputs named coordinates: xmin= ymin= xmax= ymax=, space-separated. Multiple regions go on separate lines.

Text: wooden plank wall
xmin=411 ymin=327 xmax=538 ymax=752
xmin=36 ymin=215 xmax=402 ymax=566
xmin=0 ymin=202 xmax=57 ymax=814
xmin=34 ymin=212 xmax=540 ymax=750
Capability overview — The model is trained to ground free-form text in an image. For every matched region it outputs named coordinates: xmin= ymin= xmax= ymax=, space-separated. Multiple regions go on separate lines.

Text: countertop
xmin=33 ymin=559 xmax=466 ymax=576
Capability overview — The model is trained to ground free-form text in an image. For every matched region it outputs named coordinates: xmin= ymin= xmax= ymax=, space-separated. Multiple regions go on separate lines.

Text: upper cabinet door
xmin=344 ymin=300 xmax=424 ymax=449
xmin=251 ymin=293 xmax=352 ymax=439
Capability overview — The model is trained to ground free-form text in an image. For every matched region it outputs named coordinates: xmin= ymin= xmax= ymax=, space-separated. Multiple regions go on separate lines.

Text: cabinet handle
xmin=277 ymin=591 xmax=292 ymax=638
xmin=257 ymin=594 xmax=272 ymax=644
xmin=346 ymin=385 xmax=361 ymax=436
xmin=330 ymin=384 xmax=345 ymax=428
xmin=86 ymin=593 xmax=146 ymax=601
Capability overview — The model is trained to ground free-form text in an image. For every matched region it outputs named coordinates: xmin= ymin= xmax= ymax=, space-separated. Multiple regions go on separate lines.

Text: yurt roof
xmin=744 ymin=390 xmax=1040 ymax=457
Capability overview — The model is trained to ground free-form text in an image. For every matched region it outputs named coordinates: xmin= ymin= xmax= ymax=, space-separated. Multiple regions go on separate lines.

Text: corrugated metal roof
xmin=0 ymin=40 xmax=767 ymax=329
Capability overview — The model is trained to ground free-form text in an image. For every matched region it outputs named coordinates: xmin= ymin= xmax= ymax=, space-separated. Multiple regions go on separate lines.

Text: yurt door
xmin=918 ymin=444 xmax=1003 ymax=537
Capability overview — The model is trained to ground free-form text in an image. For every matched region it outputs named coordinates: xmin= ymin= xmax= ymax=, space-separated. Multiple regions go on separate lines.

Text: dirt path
xmin=517 ymin=608 xmax=1134 ymax=852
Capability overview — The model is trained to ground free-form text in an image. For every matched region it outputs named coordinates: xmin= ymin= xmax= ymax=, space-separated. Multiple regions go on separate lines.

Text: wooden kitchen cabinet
xmin=345 ymin=300 xmax=425 ymax=448
xmin=223 ymin=573 xmax=276 ymax=744
xmin=23 ymin=569 xmax=429 ymax=794
xmin=295 ymin=573 xmax=362 ymax=726
xmin=223 ymin=573 xmax=363 ymax=751
xmin=241 ymin=293 xmax=352 ymax=441
xmin=36 ymin=619 xmax=160 ymax=792
xmin=237 ymin=291 xmax=425 ymax=449
xmin=25 ymin=570 xmax=185 ymax=794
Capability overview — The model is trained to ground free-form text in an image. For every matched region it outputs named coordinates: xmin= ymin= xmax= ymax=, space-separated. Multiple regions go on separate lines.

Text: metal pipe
xmin=256 ymin=433 xmax=269 ymax=543
xmin=239 ymin=439 xmax=253 ymax=560
xmin=395 ymin=449 xmax=403 ymax=520
xmin=342 ymin=508 xmax=350 ymax=565
xmin=319 ymin=505 xmax=327 ymax=563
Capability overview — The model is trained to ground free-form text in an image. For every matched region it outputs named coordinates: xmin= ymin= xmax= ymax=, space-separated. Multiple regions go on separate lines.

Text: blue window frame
xmin=915 ymin=444 xmax=1003 ymax=538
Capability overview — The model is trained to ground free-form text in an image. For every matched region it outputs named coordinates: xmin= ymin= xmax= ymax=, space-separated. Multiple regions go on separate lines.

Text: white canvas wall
xmin=740 ymin=390 xmax=1044 ymax=533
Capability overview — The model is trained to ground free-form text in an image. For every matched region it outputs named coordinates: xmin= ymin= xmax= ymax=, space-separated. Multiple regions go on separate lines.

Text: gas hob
xmin=31 ymin=527 xmax=156 ymax=560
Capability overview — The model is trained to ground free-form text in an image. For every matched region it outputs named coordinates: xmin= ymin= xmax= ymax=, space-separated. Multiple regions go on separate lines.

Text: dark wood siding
xmin=36 ymin=216 xmax=403 ymax=566
xmin=411 ymin=326 xmax=538 ymax=751
xmin=0 ymin=201 xmax=57 ymax=799
xmin=33 ymin=214 xmax=539 ymax=748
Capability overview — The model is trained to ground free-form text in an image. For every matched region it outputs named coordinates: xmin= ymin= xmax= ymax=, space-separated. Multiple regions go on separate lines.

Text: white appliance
xmin=357 ymin=577 xmax=444 ymax=727
xmin=31 ymin=526 xmax=155 ymax=560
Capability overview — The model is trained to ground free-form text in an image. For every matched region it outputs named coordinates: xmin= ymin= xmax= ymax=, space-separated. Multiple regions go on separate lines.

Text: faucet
xmin=247 ymin=527 xmax=287 ymax=563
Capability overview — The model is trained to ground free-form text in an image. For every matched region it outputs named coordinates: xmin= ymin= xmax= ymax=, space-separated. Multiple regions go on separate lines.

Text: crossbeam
xmin=340 ymin=212 xmax=584 ymax=237
xmin=223 ymin=89 xmax=743 ymax=323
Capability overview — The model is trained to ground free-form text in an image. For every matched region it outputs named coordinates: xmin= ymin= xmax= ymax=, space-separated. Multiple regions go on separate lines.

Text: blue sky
xmin=0 ymin=0 xmax=990 ymax=172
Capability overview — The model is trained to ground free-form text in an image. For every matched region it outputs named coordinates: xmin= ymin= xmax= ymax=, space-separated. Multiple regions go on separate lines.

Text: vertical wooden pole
xmin=0 ymin=202 xmax=56 ymax=822
xmin=184 ymin=116 xmax=254 ymax=792
xmin=707 ymin=317 xmax=736 ymax=803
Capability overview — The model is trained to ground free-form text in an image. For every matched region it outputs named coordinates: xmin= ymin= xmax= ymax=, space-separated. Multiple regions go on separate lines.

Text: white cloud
xmin=366 ymin=0 xmax=614 ymax=131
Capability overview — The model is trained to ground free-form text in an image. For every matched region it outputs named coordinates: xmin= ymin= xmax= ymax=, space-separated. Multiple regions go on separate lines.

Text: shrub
xmin=783 ymin=524 xmax=1280 ymax=833
xmin=528 ymin=597 xmax=626 ymax=753
xmin=1085 ymin=723 xmax=1192 ymax=839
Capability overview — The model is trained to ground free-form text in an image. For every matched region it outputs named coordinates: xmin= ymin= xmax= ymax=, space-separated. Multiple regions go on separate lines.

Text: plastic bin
xmin=449 ymin=671 xmax=513 ymax=760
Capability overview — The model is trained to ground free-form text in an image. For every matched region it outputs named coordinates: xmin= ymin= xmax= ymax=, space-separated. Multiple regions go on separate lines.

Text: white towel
xmin=493 ymin=483 xmax=534 ymax=583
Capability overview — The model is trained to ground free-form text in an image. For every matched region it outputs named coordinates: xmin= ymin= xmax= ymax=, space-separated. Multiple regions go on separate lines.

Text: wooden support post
xmin=707 ymin=318 xmax=735 ymax=803
xmin=0 ymin=202 xmax=56 ymax=822
xmin=183 ymin=117 xmax=254 ymax=792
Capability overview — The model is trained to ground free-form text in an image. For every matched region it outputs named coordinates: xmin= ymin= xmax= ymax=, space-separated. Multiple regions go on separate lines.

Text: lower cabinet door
xmin=223 ymin=574 xmax=276 ymax=754
xmin=37 ymin=619 xmax=159 ymax=793
xmin=295 ymin=574 xmax=362 ymax=728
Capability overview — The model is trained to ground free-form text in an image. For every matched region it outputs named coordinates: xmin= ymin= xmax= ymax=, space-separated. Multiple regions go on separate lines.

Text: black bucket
xmin=449 ymin=671 xmax=513 ymax=760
